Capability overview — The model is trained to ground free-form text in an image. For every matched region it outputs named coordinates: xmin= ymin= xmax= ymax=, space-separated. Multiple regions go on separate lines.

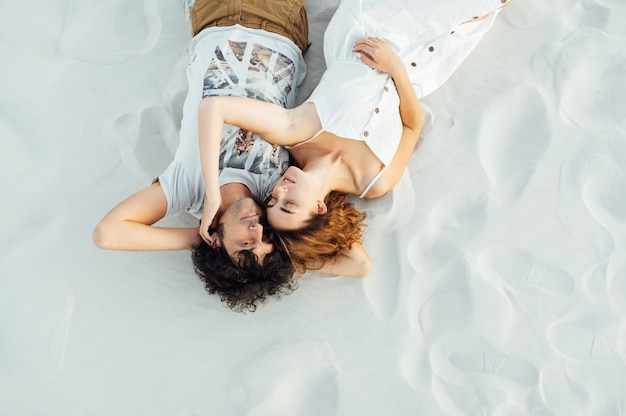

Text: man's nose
xmin=249 ymin=222 xmax=263 ymax=236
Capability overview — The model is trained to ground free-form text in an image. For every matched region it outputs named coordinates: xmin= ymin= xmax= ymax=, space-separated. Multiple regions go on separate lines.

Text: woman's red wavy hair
xmin=273 ymin=191 xmax=366 ymax=274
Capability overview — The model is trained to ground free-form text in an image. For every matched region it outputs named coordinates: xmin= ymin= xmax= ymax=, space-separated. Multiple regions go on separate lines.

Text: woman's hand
xmin=199 ymin=191 xmax=221 ymax=248
xmin=353 ymin=37 xmax=404 ymax=77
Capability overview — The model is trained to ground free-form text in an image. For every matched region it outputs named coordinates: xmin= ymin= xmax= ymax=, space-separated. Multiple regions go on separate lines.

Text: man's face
xmin=218 ymin=197 xmax=274 ymax=264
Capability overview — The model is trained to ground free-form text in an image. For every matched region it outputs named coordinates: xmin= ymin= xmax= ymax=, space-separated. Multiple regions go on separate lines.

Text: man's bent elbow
xmin=92 ymin=220 xmax=114 ymax=250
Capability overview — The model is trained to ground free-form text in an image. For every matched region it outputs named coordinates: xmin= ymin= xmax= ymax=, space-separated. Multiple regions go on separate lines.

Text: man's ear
xmin=316 ymin=200 xmax=327 ymax=215
xmin=210 ymin=224 xmax=221 ymax=248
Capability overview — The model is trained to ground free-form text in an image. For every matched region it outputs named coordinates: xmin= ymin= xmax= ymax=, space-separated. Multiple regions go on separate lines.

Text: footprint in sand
xmin=606 ymin=254 xmax=626 ymax=316
xmin=591 ymin=0 xmax=626 ymax=40
xmin=582 ymin=172 xmax=626 ymax=240
xmin=422 ymin=193 xmax=488 ymax=245
xmin=428 ymin=333 xmax=539 ymax=415
xmin=0 ymin=220 xmax=74 ymax=383
xmin=406 ymin=233 xmax=461 ymax=274
xmin=432 ymin=376 xmax=489 ymax=416
xmin=539 ymin=367 xmax=588 ymax=414
xmin=547 ymin=316 xmax=624 ymax=362
xmin=398 ymin=331 xmax=429 ymax=391
xmin=418 ymin=292 xmax=473 ymax=341
xmin=477 ymin=85 xmax=550 ymax=203
xmin=559 ymin=145 xmax=626 ymax=245
xmin=227 ymin=339 xmax=339 ymax=416
xmin=113 ymin=106 xmax=177 ymax=179
xmin=57 ymin=0 xmax=162 ymax=64
xmin=406 ymin=193 xmax=487 ymax=273
xmin=449 ymin=350 xmax=538 ymax=389
xmin=582 ymin=259 xmax=613 ymax=302
xmin=555 ymin=36 xmax=626 ymax=131
xmin=477 ymin=245 xmax=574 ymax=294
xmin=586 ymin=252 xmax=626 ymax=316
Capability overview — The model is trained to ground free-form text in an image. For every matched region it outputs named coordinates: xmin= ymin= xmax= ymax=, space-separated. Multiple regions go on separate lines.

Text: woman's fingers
xmin=199 ymin=193 xmax=222 ymax=246
xmin=199 ymin=224 xmax=210 ymax=244
xmin=353 ymin=37 xmax=389 ymax=66
xmin=354 ymin=37 xmax=403 ymax=75
xmin=357 ymin=50 xmax=375 ymax=63
xmin=199 ymin=223 xmax=219 ymax=247
xmin=353 ymin=38 xmax=379 ymax=52
xmin=354 ymin=45 xmax=378 ymax=65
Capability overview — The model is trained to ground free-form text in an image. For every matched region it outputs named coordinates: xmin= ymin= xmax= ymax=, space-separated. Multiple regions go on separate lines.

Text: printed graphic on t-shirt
xmin=203 ymin=40 xmax=291 ymax=177
xmin=217 ymin=127 xmax=284 ymax=176
xmin=203 ymin=40 xmax=295 ymax=108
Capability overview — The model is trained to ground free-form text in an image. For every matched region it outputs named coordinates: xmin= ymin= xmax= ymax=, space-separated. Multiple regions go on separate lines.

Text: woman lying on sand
xmin=198 ymin=0 xmax=510 ymax=273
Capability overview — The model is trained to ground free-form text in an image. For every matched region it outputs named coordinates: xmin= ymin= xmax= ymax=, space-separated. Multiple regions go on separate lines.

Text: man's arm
xmin=307 ymin=243 xmax=372 ymax=278
xmin=93 ymin=182 xmax=201 ymax=251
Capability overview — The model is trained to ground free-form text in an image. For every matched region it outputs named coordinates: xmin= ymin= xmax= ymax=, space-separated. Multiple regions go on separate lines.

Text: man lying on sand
xmin=94 ymin=0 xmax=509 ymax=312
xmin=93 ymin=0 xmax=369 ymax=312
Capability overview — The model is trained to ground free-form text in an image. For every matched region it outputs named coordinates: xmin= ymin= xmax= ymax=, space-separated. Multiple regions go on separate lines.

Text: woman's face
xmin=266 ymin=166 xmax=323 ymax=230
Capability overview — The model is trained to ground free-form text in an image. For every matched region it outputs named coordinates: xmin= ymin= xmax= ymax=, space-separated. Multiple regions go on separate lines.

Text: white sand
xmin=2 ymin=0 xmax=626 ymax=414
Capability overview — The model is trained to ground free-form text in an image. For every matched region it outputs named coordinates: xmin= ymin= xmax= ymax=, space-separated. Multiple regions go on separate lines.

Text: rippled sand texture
xmin=2 ymin=0 xmax=626 ymax=415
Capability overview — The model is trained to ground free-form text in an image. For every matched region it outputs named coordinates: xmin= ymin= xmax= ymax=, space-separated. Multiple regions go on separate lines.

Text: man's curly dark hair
xmin=191 ymin=231 xmax=296 ymax=312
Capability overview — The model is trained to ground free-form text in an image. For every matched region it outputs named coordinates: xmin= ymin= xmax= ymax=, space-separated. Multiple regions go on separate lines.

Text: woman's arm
xmin=93 ymin=182 xmax=201 ymax=251
xmin=353 ymin=37 xmax=423 ymax=197
xmin=197 ymin=96 xmax=321 ymax=147
xmin=196 ymin=96 xmax=321 ymax=242
xmin=306 ymin=243 xmax=372 ymax=278
xmin=390 ymin=65 xmax=423 ymax=134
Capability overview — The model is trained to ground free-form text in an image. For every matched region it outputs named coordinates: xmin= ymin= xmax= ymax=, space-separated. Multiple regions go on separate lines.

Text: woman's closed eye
xmin=267 ymin=196 xmax=295 ymax=214
xmin=267 ymin=196 xmax=294 ymax=206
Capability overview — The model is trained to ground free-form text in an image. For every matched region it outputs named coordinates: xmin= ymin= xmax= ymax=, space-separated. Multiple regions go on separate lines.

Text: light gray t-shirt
xmin=158 ymin=25 xmax=306 ymax=219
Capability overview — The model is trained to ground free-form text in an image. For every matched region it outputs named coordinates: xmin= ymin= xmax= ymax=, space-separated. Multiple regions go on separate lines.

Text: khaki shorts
xmin=190 ymin=0 xmax=309 ymax=53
